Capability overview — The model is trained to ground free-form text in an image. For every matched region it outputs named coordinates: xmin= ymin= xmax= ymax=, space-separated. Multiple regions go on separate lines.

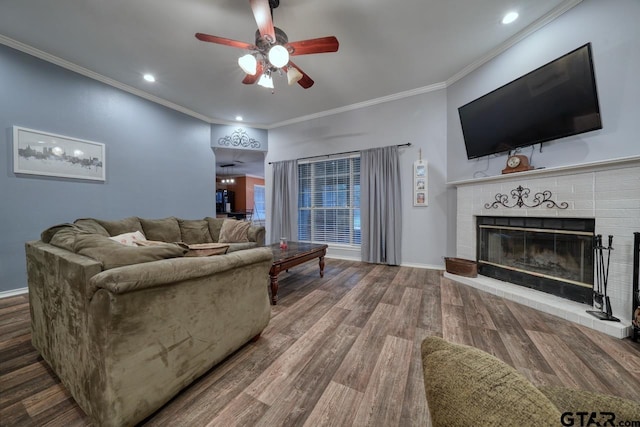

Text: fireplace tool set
xmin=587 ymin=234 xmax=619 ymax=322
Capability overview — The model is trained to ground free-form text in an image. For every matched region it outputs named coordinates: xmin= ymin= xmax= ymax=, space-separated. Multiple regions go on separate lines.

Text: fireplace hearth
xmin=477 ymin=216 xmax=595 ymax=304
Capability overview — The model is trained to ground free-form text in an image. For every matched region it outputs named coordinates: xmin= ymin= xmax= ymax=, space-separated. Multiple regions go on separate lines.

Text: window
xmin=298 ymin=156 xmax=360 ymax=245
xmin=253 ymin=184 xmax=265 ymax=225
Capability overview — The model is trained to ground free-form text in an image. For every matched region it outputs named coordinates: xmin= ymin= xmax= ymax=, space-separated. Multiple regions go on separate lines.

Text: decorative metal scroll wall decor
xmin=484 ymin=185 xmax=569 ymax=209
xmin=217 ymin=128 xmax=261 ymax=149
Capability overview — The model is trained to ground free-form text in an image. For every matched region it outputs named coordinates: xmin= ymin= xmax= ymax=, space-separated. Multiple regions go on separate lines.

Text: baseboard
xmin=0 ymin=287 xmax=28 ymax=298
xmin=401 ymin=262 xmax=445 ymax=270
xmin=323 ymin=255 xmax=445 ymax=271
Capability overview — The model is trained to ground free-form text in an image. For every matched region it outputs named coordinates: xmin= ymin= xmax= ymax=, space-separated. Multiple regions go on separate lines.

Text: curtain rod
xmin=268 ymin=142 xmax=411 ymax=164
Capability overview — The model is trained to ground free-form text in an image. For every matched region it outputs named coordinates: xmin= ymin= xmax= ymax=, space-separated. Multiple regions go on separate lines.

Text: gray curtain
xmin=270 ymin=160 xmax=298 ymax=244
xmin=360 ymin=146 xmax=402 ymax=265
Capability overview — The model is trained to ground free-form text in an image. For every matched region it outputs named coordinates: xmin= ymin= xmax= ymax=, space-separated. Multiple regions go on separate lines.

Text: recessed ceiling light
xmin=502 ymin=11 xmax=519 ymax=24
xmin=235 ymin=116 xmax=243 ymax=121
xmin=143 ymin=74 xmax=156 ymax=82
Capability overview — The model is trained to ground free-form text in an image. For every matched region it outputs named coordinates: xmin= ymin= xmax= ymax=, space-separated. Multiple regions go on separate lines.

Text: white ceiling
xmin=0 ymin=0 xmax=578 ymax=130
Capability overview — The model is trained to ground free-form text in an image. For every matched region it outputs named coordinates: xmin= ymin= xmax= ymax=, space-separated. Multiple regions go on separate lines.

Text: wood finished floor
xmin=1 ymin=259 xmax=639 ymax=426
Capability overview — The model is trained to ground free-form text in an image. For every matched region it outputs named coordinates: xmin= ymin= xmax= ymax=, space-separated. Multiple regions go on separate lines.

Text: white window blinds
xmin=298 ymin=156 xmax=361 ymax=245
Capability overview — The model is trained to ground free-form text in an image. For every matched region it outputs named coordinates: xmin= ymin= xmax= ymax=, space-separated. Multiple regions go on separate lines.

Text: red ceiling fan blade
xmin=250 ymin=0 xmax=276 ymax=43
xmin=288 ymin=36 xmax=339 ymax=56
xmin=288 ymin=61 xmax=314 ymax=89
xmin=242 ymin=62 xmax=264 ymax=85
xmin=195 ymin=33 xmax=255 ymax=50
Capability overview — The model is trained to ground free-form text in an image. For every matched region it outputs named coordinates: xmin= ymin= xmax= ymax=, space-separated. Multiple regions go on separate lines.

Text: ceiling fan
xmin=195 ymin=0 xmax=339 ymax=90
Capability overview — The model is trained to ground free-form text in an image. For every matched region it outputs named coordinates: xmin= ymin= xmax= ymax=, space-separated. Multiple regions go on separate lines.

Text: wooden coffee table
xmin=268 ymin=241 xmax=328 ymax=305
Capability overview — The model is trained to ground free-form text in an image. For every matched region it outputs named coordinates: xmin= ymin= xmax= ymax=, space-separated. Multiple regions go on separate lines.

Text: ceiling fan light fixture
xmin=257 ymin=73 xmax=274 ymax=89
xmin=238 ymin=54 xmax=258 ymax=75
xmin=287 ymin=66 xmax=303 ymax=85
xmin=268 ymin=44 xmax=289 ymax=68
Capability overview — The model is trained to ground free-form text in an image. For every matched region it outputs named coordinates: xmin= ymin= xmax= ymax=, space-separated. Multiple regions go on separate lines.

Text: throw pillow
xmin=94 ymin=217 xmax=144 ymax=236
xmin=109 ymin=231 xmax=146 ymax=246
xmin=178 ymin=219 xmax=214 ymax=244
xmin=41 ymin=223 xmax=75 ymax=243
xmin=218 ymin=219 xmax=250 ymax=243
xmin=139 ymin=217 xmax=182 ymax=242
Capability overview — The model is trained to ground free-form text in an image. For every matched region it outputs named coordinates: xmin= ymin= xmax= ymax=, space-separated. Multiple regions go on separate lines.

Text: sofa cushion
xmin=421 ymin=336 xmax=561 ymax=427
xmin=41 ymin=223 xmax=75 ymax=243
xmin=48 ymin=226 xmax=78 ymax=251
xmin=247 ymin=226 xmax=265 ymax=245
xmin=227 ymin=242 xmax=259 ymax=253
xmin=74 ymin=218 xmax=110 ymax=236
xmin=179 ymin=219 xmax=214 ymax=244
xmin=94 ymin=217 xmax=144 ymax=236
xmin=218 ymin=219 xmax=250 ymax=243
xmin=538 ymin=386 xmax=640 ymax=422
xmin=139 ymin=217 xmax=181 ymax=242
xmin=205 ymin=217 xmax=224 ymax=242
xmin=74 ymin=233 xmax=187 ymax=270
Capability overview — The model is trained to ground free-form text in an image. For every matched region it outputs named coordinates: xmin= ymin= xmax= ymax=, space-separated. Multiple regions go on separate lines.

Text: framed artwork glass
xmin=414 ymin=160 xmax=428 ymax=206
xmin=13 ymin=126 xmax=105 ymax=181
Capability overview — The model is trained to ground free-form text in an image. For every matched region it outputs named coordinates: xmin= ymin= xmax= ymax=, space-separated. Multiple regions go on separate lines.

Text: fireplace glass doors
xmin=477 ymin=217 xmax=595 ymax=304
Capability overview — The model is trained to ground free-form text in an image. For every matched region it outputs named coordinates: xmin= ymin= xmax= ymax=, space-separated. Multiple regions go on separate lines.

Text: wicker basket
xmin=444 ymin=257 xmax=478 ymax=277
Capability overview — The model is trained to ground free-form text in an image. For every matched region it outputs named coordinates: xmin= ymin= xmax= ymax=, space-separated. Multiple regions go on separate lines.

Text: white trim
xmin=0 ymin=287 xmax=28 ymax=298
xmin=268 ymin=82 xmax=447 ymax=129
xmin=445 ymin=0 xmax=583 ymax=86
xmin=323 ymin=258 xmax=446 ymax=270
xmin=401 ymin=262 xmax=445 ymax=270
xmin=325 ymin=253 xmax=361 ymax=262
xmin=447 ymin=155 xmax=640 ymax=186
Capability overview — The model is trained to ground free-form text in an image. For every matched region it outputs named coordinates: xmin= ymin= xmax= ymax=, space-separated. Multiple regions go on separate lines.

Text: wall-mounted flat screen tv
xmin=458 ymin=43 xmax=602 ymax=159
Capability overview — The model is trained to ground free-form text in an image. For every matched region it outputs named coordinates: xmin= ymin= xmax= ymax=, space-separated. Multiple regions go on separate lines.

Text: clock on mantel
xmin=502 ymin=155 xmax=534 ymax=174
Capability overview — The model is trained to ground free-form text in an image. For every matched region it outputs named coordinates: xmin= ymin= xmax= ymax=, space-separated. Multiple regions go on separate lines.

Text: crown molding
xmin=267 ymin=82 xmax=447 ymax=129
xmin=0 ymin=34 xmax=221 ymax=124
xmin=446 ymin=0 xmax=583 ymax=86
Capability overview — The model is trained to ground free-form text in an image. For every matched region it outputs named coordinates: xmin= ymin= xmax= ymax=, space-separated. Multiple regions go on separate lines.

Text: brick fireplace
xmin=449 ymin=156 xmax=640 ymax=338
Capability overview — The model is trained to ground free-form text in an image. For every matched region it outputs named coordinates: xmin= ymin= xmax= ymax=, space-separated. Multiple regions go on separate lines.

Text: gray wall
xmin=445 ymin=0 xmax=640 ymax=256
xmin=446 ymin=0 xmax=640 ymax=182
xmin=267 ymin=89 xmax=449 ymax=268
xmin=0 ymin=45 xmax=214 ymax=292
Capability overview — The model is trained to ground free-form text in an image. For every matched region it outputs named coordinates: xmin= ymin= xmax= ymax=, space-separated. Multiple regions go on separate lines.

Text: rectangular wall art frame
xmin=414 ymin=159 xmax=428 ymax=206
xmin=13 ymin=126 xmax=106 ymax=181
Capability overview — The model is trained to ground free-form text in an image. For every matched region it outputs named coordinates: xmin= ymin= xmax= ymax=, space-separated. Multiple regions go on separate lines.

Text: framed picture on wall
xmin=414 ymin=160 xmax=428 ymax=206
xmin=13 ymin=126 xmax=106 ymax=181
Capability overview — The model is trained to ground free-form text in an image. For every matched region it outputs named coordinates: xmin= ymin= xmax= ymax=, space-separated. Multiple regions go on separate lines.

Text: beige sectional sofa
xmin=26 ymin=216 xmax=271 ymax=426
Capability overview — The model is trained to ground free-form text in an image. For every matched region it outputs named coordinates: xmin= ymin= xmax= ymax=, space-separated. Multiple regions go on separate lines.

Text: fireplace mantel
xmin=448 ymin=155 xmax=640 ymax=338
xmin=447 ymin=155 xmax=640 ymax=186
